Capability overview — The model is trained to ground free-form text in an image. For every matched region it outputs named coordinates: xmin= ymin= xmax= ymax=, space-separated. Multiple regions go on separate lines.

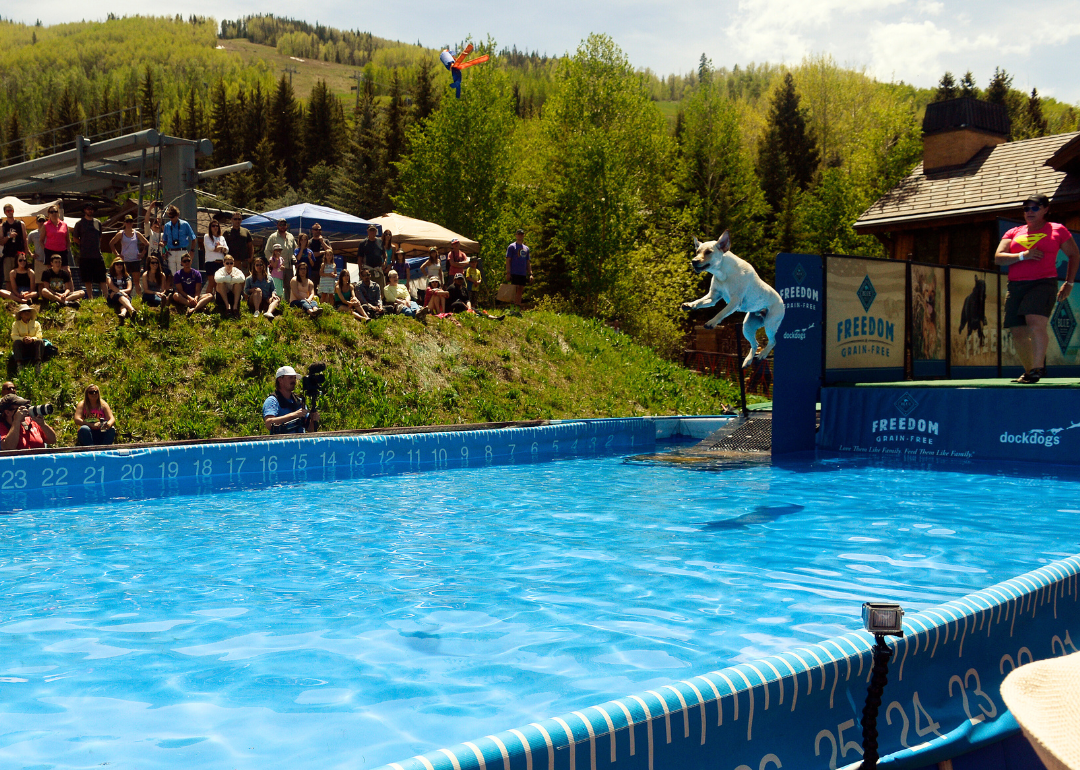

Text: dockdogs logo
xmin=998 ymin=419 xmax=1080 ymax=447
xmin=869 ymin=392 xmax=940 ymax=445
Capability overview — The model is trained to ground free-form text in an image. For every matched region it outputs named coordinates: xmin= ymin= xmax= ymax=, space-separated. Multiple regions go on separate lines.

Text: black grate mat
xmin=697 ymin=414 xmax=772 ymax=453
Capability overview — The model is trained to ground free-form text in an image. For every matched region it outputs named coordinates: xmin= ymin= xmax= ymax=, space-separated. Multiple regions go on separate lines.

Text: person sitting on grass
xmin=356 ymin=267 xmax=384 ymax=318
xmin=214 ymin=256 xmax=246 ymax=318
xmin=106 ymin=259 xmax=136 ymax=322
xmin=10 ymin=303 xmax=43 ymax=373
xmin=1 ymin=254 xmax=37 ymax=304
xmin=170 ymin=254 xmax=213 ymax=316
xmin=38 ymin=253 xmax=85 ymax=308
xmin=289 ymin=260 xmax=321 ymax=319
xmin=0 ymin=393 xmax=56 ymax=450
xmin=317 ymin=248 xmax=337 ymax=304
xmin=245 ymin=256 xmax=280 ymax=320
xmin=424 ymin=275 xmax=448 ymax=315
xmin=447 ymin=272 xmax=472 ymax=313
xmin=383 ymin=269 xmax=426 ymax=319
xmin=74 ymin=383 xmax=117 ymax=447
xmin=141 ymin=255 xmax=170 ymax=309
xmin=334 ymin=269 xmax=369 ymax=322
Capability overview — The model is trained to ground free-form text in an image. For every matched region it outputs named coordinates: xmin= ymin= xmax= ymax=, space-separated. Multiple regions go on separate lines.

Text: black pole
xmin=857 ymin=637 xmax=894 ymax=770
xmin=733 ymin=321 xmax=749 ymax=419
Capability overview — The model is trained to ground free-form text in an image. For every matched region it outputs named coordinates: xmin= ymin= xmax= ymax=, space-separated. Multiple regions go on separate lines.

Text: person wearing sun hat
xmin=9 ymin=303 xmax=43 ymax=373
xmin=1000 ymin=651 xmax=1080 ymax=770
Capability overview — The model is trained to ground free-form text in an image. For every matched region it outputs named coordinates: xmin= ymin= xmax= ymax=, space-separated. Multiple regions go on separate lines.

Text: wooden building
xmin=854 ymin=98 xmax=1080 ymax=268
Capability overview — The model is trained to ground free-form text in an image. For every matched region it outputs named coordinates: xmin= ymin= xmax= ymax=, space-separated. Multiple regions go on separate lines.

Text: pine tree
xmin=140 ymin=68 xmax=158 ymax=130
xmin=249 ymin=137 xmax=275 ymax=204
xmin=698 ymin=53 xmax=711 ymax=85
xmin=268 ymin=75 xmax=304 ymax=188
xmin=6 ymin=114 xmax=24 ymax=165
xmin=331 ymin=77 xmax=384 ymax=217
xmin=55 ymin=86 xmax=81 ymax=149
xmin=209 ymin=80 xmax=235 ymax=167
xmin=384 ymin=70 xmax=407 ymax=182
xmin=303 ymin=80 xmax=343 ymax=168
xmin=182 ymin=85 xmax=203 ymax=140
xmin=959 ymin=71 xmax=979 ymax=98
xmin=1020 ymin=88 xmax=1048 ymax=139
xmin=985 ymin=67 xmax=1012 ymax=105
xmin=756 ymin=72 xmax=819 ymax=216
xmin=241 ymin=85 xmax=267 ymax=162
xmin=933 ymin=72 xmax=957 ymax=101
xmin=300 ymin=161 xmax=336 ymax=206
xmin=412 ymin=58 xmax=438 ymax=123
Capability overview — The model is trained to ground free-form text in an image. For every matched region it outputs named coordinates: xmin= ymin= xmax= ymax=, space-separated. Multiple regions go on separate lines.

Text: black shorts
xmin=44 ymin=248 xmax=70 ymax=266
xmin=106 ymin=294 xmax=123 ymax=309
xmin=80 ymin=257 xmax=107 ymax=284
xmin=1003 ymin=278 xmax=1058 ymax=327
xmin=510 ymin=274 xmax=528 ymax=286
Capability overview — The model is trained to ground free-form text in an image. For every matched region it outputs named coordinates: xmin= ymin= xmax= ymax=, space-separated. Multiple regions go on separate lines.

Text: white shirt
xmin=204 ymin=234 xmax=229 ymax=260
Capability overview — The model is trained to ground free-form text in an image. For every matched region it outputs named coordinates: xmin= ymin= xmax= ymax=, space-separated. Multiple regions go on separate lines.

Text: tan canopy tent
xmin=0 ymin=196 xmax=78 ymax=228
xmin=367 ymin=212 xmax=479 ymax=256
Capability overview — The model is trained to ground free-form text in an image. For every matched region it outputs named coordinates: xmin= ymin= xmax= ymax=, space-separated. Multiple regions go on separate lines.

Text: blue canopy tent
xmin=241 ymin=203 xmax=380 ymax=239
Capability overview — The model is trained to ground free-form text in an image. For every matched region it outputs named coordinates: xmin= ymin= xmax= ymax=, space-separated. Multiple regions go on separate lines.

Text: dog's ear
xmin=692 ymin=237 xmax=701 ymax=252
xmin=717 ymin=230 xmax=731 ymax=253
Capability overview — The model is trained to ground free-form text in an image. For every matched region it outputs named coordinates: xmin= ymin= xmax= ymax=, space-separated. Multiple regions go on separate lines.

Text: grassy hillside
xmin=4 ymin=301 xmax=742 ymax=447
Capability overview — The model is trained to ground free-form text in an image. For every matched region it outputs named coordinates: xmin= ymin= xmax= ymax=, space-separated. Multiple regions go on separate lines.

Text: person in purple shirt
xmin=169 ymin=253 xmax=213 ymax=316
xmin=504 ymin=228 xmax=532 ymax=309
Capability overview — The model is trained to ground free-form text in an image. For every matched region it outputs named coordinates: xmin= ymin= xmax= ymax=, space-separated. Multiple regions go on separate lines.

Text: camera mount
xmin=857 ymin=603 xmax=904 ymax=770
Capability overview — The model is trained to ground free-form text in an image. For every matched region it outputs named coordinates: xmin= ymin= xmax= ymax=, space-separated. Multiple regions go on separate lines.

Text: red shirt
xmin=446 ymin=250 xmax=468 ymax=276
xmin=1004 ymin=222 xmax=1074 ymax=282
xmin=0 ymin=418 xmax=45 ymax=449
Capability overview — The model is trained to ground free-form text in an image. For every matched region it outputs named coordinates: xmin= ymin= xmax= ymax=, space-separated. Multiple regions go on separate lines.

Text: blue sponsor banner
xmin=379 ymin=555 xmax=1080 ymax=770
xmin=772 ymin=253 xmax=823 ymax=454
xmin=818 ymin=386 xmax=1080 ymax=463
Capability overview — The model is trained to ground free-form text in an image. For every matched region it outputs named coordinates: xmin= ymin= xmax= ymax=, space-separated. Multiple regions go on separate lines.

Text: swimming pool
xmin=2 ymin=428 xmax=1078 ymax=769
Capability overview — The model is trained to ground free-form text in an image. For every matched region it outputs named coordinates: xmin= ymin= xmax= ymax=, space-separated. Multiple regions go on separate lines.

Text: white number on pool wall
xmin=194 ymin=459 xmax=212 ymax=477
xmin=41 ymin=467 xmax=68 ymax=487
xmin=734 ymin=754 xmax=782 ymax=770
xmin=886 ymin=692 xmax=942 ymax=748
xmin=1 ymin=469 xmax=27 ymax=489
xmin=948 ymin=668 xmax=996 ymax=723
xmin=814 ymin=719 xmax=861 ymax=770
xmin=159 ymin=462 xmax=179 ymax=479
xmin=83 ymin=466 xmax=105 ymax=485
xmin=120 ymin=464 xmax=144 ymax=481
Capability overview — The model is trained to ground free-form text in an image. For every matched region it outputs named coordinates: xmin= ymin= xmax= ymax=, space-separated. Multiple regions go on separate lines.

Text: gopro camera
xmin=862 ymin=602 xmax=904 ymax=637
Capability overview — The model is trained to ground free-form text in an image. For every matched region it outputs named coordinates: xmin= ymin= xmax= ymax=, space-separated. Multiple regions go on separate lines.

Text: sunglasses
xmin=87 ymin=390 xmax=99 ymax=395
xmin=182 ymin=260 xmax=192 ymax=264
xmin=17 ymin=258 xmax=26 ymax=263
xmin=1023 ymin=205 xmax=1042 ymax=213
xmin=224 ymin=260 xmax=234 ymax=265
xmin=149 ymin=259 xmax=159 ymax=264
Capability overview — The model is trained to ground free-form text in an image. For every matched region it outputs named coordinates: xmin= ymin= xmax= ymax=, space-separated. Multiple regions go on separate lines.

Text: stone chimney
xmin=922 ymin=97 xmax=1010 ymax=172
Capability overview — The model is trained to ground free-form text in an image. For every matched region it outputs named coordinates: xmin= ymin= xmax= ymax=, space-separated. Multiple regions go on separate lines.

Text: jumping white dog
xmin=681 ymin=230 xmax=786 ymax=368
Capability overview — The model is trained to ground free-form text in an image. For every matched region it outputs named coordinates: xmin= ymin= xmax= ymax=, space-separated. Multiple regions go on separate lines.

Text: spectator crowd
xmin=0 ymin=201 xmax=535 ymax=450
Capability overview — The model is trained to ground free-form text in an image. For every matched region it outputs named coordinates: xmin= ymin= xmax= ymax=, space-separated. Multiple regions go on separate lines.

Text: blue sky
xmin=28 ymin=0 xmax=1080 ymax=104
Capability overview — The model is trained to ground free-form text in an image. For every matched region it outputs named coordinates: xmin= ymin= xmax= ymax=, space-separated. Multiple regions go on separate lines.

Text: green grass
xmin=4 ymin=300 xmax=744 ymax=447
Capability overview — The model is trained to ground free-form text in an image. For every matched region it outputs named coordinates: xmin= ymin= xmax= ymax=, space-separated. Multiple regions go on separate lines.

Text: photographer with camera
xmin=263 ymin=365 xmax=321 ymax=435
xmin=0 ymin=393 xmax=55 ymax=451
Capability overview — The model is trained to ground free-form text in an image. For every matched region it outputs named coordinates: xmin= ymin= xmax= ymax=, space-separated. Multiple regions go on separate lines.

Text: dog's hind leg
xmin=752 ymin=302 xmax=786 ymax=367
xmin=741 ymin=311 xmax=765 ymax=368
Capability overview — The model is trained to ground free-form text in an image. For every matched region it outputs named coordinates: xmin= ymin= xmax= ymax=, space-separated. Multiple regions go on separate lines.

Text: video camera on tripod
xmin=302 ymin=363 xmax=326 ymax=412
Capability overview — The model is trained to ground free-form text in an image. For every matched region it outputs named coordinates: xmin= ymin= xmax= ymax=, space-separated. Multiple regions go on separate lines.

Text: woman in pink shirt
xmin=995 ymin=194 xmax=1080 ymax=383
xmin=38 ymin=205 xmax=71 ymax=266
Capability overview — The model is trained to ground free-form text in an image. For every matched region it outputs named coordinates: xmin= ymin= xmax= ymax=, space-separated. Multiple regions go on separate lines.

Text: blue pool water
xmin=1 ymin=450 xmax=1078 ymax=768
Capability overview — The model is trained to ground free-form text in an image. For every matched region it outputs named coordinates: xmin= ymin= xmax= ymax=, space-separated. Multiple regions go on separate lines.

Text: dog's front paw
xmin=680 ymin=302 xmax=693 ymax=312
xmin=703 ymin=321 xmax=716 ymax=330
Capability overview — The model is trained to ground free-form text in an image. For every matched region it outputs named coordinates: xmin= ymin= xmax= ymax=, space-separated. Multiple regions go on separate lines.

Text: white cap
xmin=275 ymin=365 xmax=298 ymax=378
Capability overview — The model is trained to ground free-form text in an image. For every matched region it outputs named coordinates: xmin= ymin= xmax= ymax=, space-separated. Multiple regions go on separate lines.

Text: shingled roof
xmin=854 ymin=131 xmax=1080 ymax=232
